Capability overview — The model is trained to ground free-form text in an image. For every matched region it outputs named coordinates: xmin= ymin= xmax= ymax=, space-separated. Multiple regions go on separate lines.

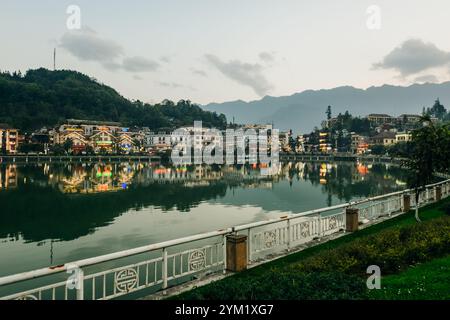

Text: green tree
xmin=18 ymin=143 xmax=44 ymax=154
xmin=426 ymin=98 xmax=447 ymax=120
xmin=85 ymin=145 xmax=95 ymax=155
xmin=370 ymin=145 xmax=386 ymax=156
xmin=326 ymin=106 xmax=332 ymax=121
xmin=1 ymin=131 xmax=6 ymax=155
xmin=63 ymin=139 xmax=73 ymax=154
xmin=49 ymin=144 xmax=65 ymax=156
xmin=402 ymin=116 xmax=443 ymax=222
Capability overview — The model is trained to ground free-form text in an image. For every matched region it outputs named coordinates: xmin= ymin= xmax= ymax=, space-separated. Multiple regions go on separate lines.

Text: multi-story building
xmin=0 ymin=124 xmax=19 ymax=154
xmin=371 ymin=131 xmax=396 ymax=146
xmin=319 ymin=132 xmax=332 ymax=153
xmin=397 ymin=114 xmax=422 ymax=125
xmin=295 ymin=135 xmax=306 ymax=153
xmin=54 ymin=120 xmax=148 ymax=154
xmin=350 ymin=133 xmax=369 ymax=154
xmin=279 ymin=131 xmax=292 ymax=152
xmin=395 ymin=132 xmax=412 ymax=143
xmin=366 ymin=114 xmax=394 ymax=125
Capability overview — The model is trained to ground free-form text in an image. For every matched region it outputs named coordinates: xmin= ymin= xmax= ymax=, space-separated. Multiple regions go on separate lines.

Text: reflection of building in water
xmin=52 ymin=163 xmax=141 ymax=194
xmin=352 ymin=162 xmax=371 ymax=182
xmin=151 ymin=165 xmax=224 ymax=183
xmin=0 ymin=165 xmax=18 ymax=189
xmin=357 ymin=163 xmax=369 ymax=176
xmin=13 ymin=162 xmax=285 ymax=194
xmin=60 ymin=165 xmax=87 ymax=193
xmin=319 ymin=163 xmax=328 ymax=184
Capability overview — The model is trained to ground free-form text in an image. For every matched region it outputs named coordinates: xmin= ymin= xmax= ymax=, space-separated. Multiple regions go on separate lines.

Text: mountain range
xmin=202 ymin=82 xmax=450 ymax=133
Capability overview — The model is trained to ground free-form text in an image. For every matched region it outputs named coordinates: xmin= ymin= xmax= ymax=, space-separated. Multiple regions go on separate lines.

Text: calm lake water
xmin=0 ymin=161 xmax=410 ymax=277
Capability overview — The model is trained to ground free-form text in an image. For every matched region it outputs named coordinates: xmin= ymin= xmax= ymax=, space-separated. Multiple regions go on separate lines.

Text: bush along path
xmin=174 ymin=198 xmax=450 ymax=300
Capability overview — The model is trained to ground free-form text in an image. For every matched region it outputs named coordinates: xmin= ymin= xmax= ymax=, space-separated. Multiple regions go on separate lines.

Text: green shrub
xmin=442 ymin=202 xmax=450 ymax=216
xmin=290 ymin=217 xmax=450 ymax=276
xmin=177 ymin=271 xmax=367 ymax=300
xmin=175 ymin=216 xmax=450 ymax=300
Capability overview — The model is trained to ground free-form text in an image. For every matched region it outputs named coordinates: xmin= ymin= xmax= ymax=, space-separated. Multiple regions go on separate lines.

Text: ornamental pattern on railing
xmin=115 ymin=268 xmax=138 ymax=293
xmin=16 ymin=295 xmax=38 ymax=301
xmin=264 ymin=231 xmax=277 ymax=249
xmin=188 ymin=249 xmax=206 ymax=271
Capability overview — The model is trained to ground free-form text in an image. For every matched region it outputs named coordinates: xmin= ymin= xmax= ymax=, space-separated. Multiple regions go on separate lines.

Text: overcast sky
xmin=2 ymin=0 xmax=450 ymax=105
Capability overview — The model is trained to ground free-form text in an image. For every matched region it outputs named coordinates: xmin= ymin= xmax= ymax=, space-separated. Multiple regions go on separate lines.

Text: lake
xmin=0 ymin=161 xmax=410 ymax=277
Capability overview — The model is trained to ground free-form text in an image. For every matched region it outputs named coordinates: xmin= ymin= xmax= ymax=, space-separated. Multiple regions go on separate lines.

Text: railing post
xmin=346 ymin=207 xmax=359 ymax=232
xmin=317 ymin=214 xmax=322 ymax=237
xmin=436 ymin=186 xmax=442 ymax=202
xmin=226 ymin=234 xmax=247 ymax=272
xmin=76 ymin=268 xmax=84 ymax=300
xmin=247 ymin=228 xmax=252 ymax=263
xmin=162 ymin=248 xmax=168 ymax=291
xmin=403 ymin=194 xmax=411 ymax=213
xmin=223 ymin=235 xmax=227 ymax=274
xmin=286 ymin=219 xmax=291 ymax=252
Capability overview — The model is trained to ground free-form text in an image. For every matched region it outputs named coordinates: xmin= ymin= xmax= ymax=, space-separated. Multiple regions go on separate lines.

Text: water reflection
xmin=0 ymin=161 xmax=414 ymax=275
xmin=0 ymin=161 xmax=409 ymax=242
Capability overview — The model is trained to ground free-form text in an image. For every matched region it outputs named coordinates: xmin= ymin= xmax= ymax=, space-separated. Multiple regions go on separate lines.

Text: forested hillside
xmin=0 ymin=68 xmax=227 ymax=131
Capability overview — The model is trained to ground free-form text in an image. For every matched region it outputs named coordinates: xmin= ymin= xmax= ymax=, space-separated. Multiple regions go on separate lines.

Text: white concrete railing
xmin=0 ymin=179 xmax=449 ymax=300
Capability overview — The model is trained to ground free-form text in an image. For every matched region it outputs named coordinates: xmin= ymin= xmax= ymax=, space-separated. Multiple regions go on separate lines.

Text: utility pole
xmin=53 ymin=48 xmax=56 ymax=71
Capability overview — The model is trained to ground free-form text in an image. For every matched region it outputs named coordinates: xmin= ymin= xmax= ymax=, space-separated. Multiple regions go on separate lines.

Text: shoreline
xmin=0 ymin=153 xmax=400 ymax=164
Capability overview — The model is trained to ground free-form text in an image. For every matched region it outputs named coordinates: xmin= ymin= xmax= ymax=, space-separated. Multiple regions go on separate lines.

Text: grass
xmin=173 ymin=197 xmax=450 ymax=300
xmin=368 ymin=254 xmax=450 ymax=300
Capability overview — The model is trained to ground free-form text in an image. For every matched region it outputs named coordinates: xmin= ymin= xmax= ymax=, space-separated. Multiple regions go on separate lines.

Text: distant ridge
xmin=203 ymin=82 xmax=450 ymax=133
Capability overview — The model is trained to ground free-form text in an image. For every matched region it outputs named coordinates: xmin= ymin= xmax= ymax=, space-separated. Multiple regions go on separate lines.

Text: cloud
xmin=133 ymin=75 xmax=143 ymax=81
xmin=160 ymin=56 xmax=171 ymax=63
xmin=374 ymin=39 xmax=450 ymax=77
xmin=60 ymin=27 xmax=160 ymax=73
xmin=158 ymin=81 xmax=183 ymax=89
xmin=414 ymin=74 xmax=438 ymax=83
xmin=191 ymin=68 xmax=208 ymax=77
xmin=205 ymin=54 xmax=273 ymax=96
xmin=123 ymin=56 xmax=160 ymax=72
xmin=60 ymin=27 xmax=124 ymax=66
xmin=259 ymin=51 xmax=275 ymax=63
xmin=102 ymin=62 xmax=122 ymax=71
xmin=158 ymin=82 xmax=196 ymax=91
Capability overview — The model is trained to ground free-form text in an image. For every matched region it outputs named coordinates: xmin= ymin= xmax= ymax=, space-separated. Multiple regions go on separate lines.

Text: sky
xmin=1 ymin=0 xmax=450 ymax=105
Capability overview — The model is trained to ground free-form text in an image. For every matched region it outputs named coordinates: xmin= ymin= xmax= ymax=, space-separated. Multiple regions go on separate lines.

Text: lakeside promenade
xmin=0 ymin=177 xmax=448 ymax=300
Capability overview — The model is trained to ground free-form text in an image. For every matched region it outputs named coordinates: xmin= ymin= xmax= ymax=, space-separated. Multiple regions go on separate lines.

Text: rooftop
xmin=66 ymin=119 xmax=122 ymax=127
xmin=367 ymin=114 xmax=392 ymax=118
xmin=372 ymin=131 xmax=396 ymax=139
